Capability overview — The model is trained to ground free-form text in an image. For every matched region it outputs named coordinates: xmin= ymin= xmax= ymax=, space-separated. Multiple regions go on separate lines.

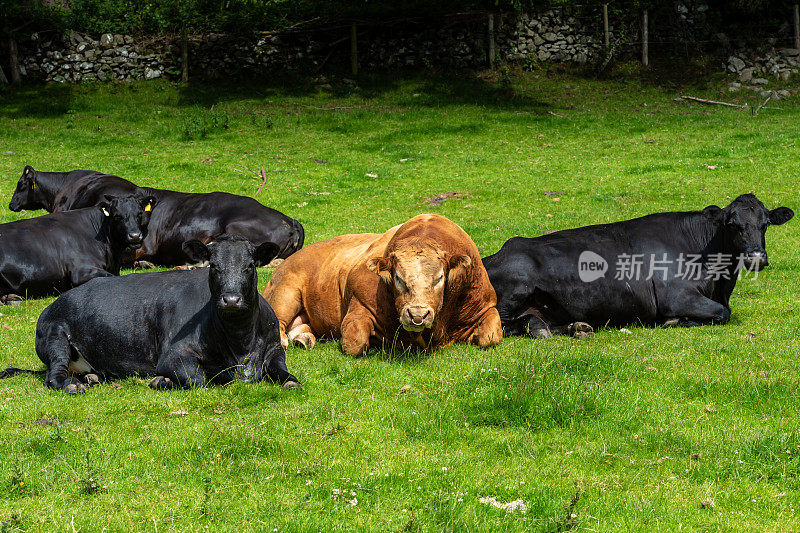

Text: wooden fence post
xmin=641 ymin=9 xmax=649 ymax=67
xmin=8 ymin=33 xmax=21 ymax=84
xmin=794 ymin=4 xmax=799 ymax=50
xmin=488 ymin=13 xmax=496 ymax=68
xmin=603 ymin=3 xmax=609 ymax=50
xmin=350 ymin=22 xmax=358 ymax=77
xmin=180 ymin=24 xmax=189 ymax=83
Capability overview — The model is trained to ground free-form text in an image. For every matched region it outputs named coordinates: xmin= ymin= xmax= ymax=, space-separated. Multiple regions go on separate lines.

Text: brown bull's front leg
xmin=340 ymin=300 xmax=377 ymax=357
xmin=469 ymin=308 xmax=503 ymax=349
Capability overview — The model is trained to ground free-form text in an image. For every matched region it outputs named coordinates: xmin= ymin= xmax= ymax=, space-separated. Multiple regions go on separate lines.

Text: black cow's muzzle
xmin=125 ymin=232 xmax=144 ymax=252
xmin=742 ymin=251 xmax=769 ymax=271
xmin=8 ymin=201 xmax=20 ymax=212
xmin=218 ymin=294 xmax=244 ymax=311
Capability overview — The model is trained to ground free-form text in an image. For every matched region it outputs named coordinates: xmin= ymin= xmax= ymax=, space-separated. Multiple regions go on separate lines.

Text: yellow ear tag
xmin=144 ymin=202 xmax=152 ymax=212
xmin=102 ymin=208 xmax=110 ymax=216
xmin=31 ymin=183 xmax=35 ymax=190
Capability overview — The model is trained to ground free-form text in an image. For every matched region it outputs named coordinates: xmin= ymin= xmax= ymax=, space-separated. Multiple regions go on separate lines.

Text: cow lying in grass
xmin=484 ymin=194 xmax=794 ymax=338
xmin=19 ymin=234 xmax=300 ymax=393
xmin=264 ymin=214 xmax=502 ymax=356
xmin=9 ymin=165 xmax=305 ymax=265
xmin=0 ymin=194 xmax=153 ymax=305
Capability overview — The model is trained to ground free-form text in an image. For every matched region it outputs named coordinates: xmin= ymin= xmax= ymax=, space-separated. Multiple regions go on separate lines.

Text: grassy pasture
xmin=0 ymin=70 xmax=798 ymax=531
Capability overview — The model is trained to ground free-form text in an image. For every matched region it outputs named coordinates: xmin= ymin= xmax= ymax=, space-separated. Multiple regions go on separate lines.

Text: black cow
xmin=9 ymin=166 xmax=137 ymax=212
xmin=483 ymin=194 xmax=794 ymax=338
xmin=0 ymin=193 xmax=154 ymax=305
xmin=28 ymin=234 xmax=300 ymax=393
xmin=9 ymin=165 xmax=305 ymax=265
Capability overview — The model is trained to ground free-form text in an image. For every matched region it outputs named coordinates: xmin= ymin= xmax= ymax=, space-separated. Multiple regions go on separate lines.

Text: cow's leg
xmin=286 ymin=315 xmax=316 ymax=350
xmin=38 ymin=325 xmax=86 ymax=393
xmin=265 ymin=283 xmax=305 ymax=349
xmin=469 ymin=308 xmax=503 ymax=348
xmin=70 ymin=267 xmax=114 ymax=287
xmin=515 ymin=309 xmax=552 ymax=339
xmin=341 ymin=302 xmax=375 ymax=357
xmin=265 ymin=352 xmax=302 ymax=391
xmin=151 ymin=357 xmax=206 ymax=390
xmin=661 ymin=290 xmax=731 ymax=327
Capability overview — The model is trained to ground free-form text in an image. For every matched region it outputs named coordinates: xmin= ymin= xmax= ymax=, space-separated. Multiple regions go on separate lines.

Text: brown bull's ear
xmin=366 ymin=256 xmax=393 ymax=284
xmin=769 ymin=206 xmax=794 ymax=225
xmin=447 ymin=254 xmax=472 ymax=285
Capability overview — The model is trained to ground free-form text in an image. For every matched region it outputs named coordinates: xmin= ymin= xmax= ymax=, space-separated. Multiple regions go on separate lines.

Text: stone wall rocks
xmin=18 ymin=10 xmax=604 ymax=83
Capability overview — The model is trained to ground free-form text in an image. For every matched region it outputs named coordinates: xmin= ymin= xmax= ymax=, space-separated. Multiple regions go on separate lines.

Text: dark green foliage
xmin=180 ymin=106 xmax=230 ymax=140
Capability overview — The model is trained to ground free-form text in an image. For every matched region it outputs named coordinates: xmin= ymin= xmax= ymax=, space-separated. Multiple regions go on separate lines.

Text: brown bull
xmin=263 ymin=214 xmax=503 ymax=356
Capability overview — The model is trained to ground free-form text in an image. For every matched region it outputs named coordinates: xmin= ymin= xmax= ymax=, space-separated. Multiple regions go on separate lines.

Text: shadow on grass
xmin=0 ymin=83 xmax=75 ymax=118
xmin=174 ymin=70 xmax=555 ymax=113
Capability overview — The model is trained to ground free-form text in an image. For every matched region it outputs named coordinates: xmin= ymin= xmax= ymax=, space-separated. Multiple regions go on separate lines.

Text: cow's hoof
xmin=289 ymin=332 xmax=316 ymax=351
xmin=282 ymin=380 xmax=302 ymax=391
xmin=662 ymin=318 xmax=681 ymax=328
xmin=569 ymin=322 xmax=594 ymax=339
xmin=84 ymin=373 xmax=101 ymax=386
xmin=149 ymin=376 xmax=173 ymax=390
xmin=527 ymin=328 xmax=552 ymax=339
xmin=134 ymin=261 xmax=156 ymax=270
xmin=1 ymin=294 xmax=24 ymax=306
xmin=63 ymin=381 xmax=86 ymax=394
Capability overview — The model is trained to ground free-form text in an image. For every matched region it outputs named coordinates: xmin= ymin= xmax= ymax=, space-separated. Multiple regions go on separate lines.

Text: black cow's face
xmin=182 ymin=235 xmax=279 ymax=314
xmin=9 ymin=166 xmax=47 ymax=212
xmin=99 ymin=194 xmax=156 ymax=252
xmin=705 ymin=194 xmax=794 ymax=271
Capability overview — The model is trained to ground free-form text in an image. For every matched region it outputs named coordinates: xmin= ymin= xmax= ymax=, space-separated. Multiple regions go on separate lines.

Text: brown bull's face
xmin=367 ymin=246 xmax=471 ymax=332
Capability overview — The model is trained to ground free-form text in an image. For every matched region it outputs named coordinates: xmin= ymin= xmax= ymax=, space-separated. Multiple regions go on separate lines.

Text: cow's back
xmin=264 ymin=230 xmax=397 ymax=337
xmin=0 ymin=209 xmax=110 ymax=297
xmin=484 ymin=212 xmax=711 ymax=327
xmin=136 ymin=189 xmax=303 ymax=264
xmin=36 ymin=270 xmax=209 ymax=377
xmin=53 ymin=173 xmax=137 ymax=212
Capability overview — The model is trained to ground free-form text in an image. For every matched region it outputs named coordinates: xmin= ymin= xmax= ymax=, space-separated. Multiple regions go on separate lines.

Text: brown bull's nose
xmin=405 ymin=306 xmax=432 ymax=326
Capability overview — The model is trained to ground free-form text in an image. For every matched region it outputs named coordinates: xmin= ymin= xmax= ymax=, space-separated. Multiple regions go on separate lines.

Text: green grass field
xmin=0 ymin=69 xmax=798 ymax=531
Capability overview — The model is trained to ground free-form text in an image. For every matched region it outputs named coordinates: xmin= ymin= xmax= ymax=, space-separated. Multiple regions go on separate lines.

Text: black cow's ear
xmin=183 ymin=240 xmax=211 ymax=262
xmin=99 ymin=194 xmax=116 ymax=207
xmin=253 ymin=242 xmax=280 ymax=266
xmin=366 ymin=256 xmax=393 ymax=284
xmin=22 ymin=165 xmax=34 ymax=177
xmin=140 ymin=196 xmax=156 ymax=213
xmin=702 ymin=205 xmax=723 ymax=222
xmin=769 ymin=206 xmax=794 ymax=225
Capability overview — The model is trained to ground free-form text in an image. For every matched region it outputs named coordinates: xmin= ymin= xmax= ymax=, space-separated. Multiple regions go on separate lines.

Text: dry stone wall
xmin=18 ymin=10 xmax=605 ymax=83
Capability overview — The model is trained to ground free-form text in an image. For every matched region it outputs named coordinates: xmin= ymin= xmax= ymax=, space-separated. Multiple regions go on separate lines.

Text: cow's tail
xmin=280 ymin=219 xmax=305 ymax=259
xmin=0 ymin=367 xmax=44 ymax=380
